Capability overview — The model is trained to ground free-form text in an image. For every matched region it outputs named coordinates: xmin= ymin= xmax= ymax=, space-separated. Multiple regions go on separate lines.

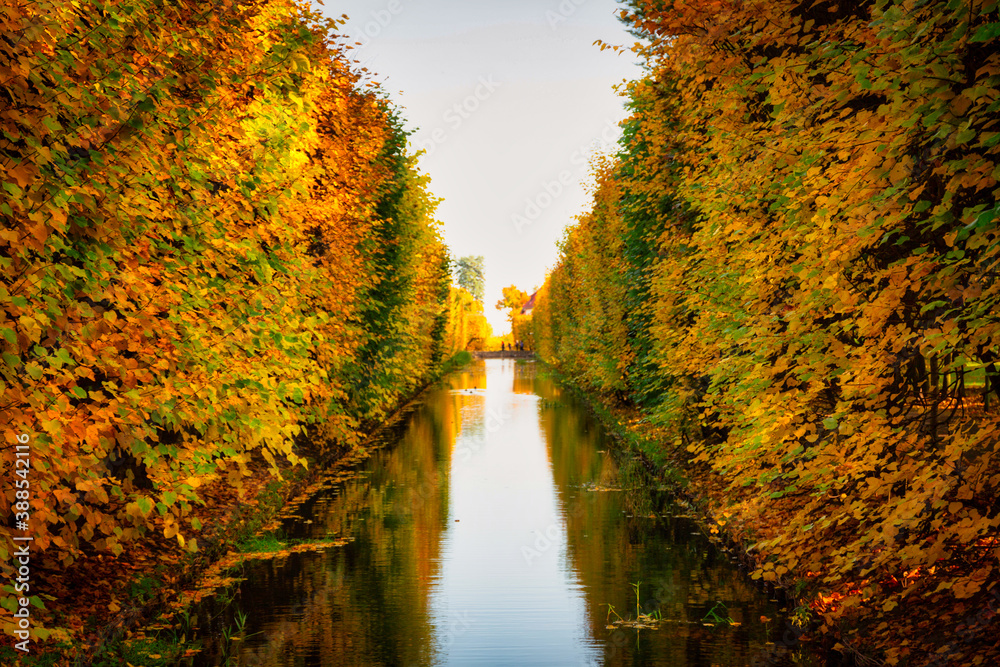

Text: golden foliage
xmin=0 ymin=0 xmax=456 ymax=609
xmin=536 ymin=0 xmax=1000 ymax=661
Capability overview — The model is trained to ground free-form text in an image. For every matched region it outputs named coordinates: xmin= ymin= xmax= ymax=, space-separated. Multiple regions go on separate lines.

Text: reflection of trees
xmin=512 ymin=360 xmax=536 ymax=395
xmin=533 ymin=374 xmax=808 ymax=667
xmin=209 ymin=371 xmax=475 ymax=666
xmin=190 ymin=360 xmax=811 ymax=666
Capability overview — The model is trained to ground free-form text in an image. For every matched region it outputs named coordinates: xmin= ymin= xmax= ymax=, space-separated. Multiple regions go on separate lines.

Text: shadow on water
xmin=179 ymin=359 xmax=823 ymax=666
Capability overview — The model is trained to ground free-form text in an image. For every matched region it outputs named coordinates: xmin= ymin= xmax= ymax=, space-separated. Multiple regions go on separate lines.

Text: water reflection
xmin=189 ymin=359 xmax=816 ymax=666
xmin=431 ymin=360 xmax=596 ymax=666
xmin=533 ymin=368 xmax=811 ymax=666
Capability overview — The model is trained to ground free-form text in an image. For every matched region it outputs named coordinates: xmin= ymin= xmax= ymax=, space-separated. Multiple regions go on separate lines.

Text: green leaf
xmin=970 ymin=22 xmax=1000 ymax=43
xmin=955 ymin=128 xmax=976 ymax=145
xmin=822 ymin=418 xmax=838 ymax=430
xmin=137 ymin=497 xmax=154 ymax=517
xmin=965 ymin=206 xmax=996 ymax=231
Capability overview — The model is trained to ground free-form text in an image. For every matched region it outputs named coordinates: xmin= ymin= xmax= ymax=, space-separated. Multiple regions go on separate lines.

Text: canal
xmin=191 ymin=359 xmax=818 ymax=666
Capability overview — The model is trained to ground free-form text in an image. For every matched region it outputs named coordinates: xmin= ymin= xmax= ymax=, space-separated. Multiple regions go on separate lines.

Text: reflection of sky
xmin=432 ymin=359 xmax=598 ymax=665
xmin=309 ymin=0 xmax=641 ymax=333
xmin=222 ymin=358 xmax=815 ymax=666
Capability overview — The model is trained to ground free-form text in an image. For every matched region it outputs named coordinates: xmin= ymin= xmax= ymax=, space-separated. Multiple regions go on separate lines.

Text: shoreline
xmin=538 ymin=360 xmax=862 ymax=666
xmin=0 ymin=353 xmax=474 ymax=665
xmin=539 ymin=357 xmax=1000 ymax=667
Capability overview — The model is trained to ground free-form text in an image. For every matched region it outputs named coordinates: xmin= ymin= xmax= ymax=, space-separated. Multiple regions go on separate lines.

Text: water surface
xmin=192 ymin=359 xmax=817 ymax=666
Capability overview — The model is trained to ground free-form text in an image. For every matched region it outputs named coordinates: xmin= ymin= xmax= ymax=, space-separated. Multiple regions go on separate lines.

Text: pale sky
xmin=310 ymin=0 xmax=640 ymax=333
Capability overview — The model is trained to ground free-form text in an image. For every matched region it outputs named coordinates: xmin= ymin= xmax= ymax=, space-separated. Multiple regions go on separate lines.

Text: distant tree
xmin=495 ymin=285 xmax=529 ymax=325
xmin=455 ymin=255 xmax=485 ymax=302
xmin=496 ymin=284 xmax=533 ymax=349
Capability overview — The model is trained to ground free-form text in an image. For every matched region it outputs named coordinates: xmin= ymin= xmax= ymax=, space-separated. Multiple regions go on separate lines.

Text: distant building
xmin=520 ymin=291 xmax=537 ymax=316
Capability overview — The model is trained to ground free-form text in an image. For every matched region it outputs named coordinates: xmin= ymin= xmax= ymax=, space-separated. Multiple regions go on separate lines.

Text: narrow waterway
xmin=191 ymin=359 xmax=819 ymax=666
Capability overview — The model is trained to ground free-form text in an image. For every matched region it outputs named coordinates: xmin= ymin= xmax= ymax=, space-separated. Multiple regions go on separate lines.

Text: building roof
xmin=520 ymin=291 xmax=537 ymax=315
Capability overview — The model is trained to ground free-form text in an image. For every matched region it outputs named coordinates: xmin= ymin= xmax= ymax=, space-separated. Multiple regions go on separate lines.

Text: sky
xmin=309 ymin=0 xmax=641 ymax=333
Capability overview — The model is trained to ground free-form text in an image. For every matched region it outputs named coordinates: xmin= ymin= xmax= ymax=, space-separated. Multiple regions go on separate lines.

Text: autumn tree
xmin=495 ymin=285 xmax=528 ymax=325
xmin=534 ymin=0 xmax=1000 ymax=662
xmin=496 ymin=285 xmax=535 ymax=349
xmin=0 ymin=0 xmax=461 ymax=642
xmin=446 ymin=287 xmax=491 ymax=352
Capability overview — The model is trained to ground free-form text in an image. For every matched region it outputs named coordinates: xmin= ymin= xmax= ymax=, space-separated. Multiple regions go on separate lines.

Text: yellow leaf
xmin=953 ymin=579 xmax=981 ymax=599
xmin=7 ymin=161 xmax=35 ymax=187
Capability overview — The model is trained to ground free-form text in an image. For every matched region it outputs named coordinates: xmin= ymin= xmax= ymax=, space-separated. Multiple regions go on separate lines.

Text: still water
xmin=193 ymin=359 xmax=818 ymax=666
